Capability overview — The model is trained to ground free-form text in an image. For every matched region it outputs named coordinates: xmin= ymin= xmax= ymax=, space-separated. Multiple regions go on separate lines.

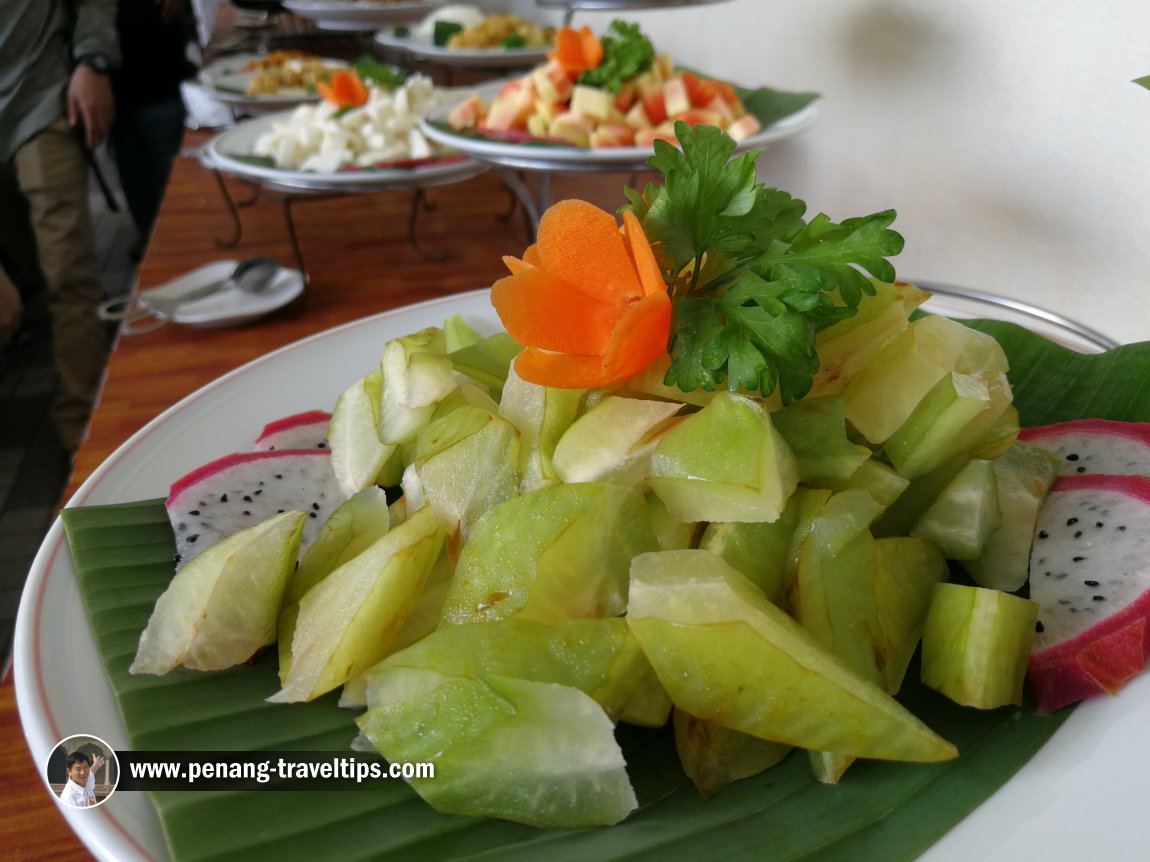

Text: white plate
xmin=203 ymin=109 xmax=488 ymax=192
xmin=282 ymin=0 xmax=443 ymax=30
xmin=14 ymin=288 xmax=1144 ymax=862
xmin=138 ymin=260 xmax=305 ymax=328
xmin=198 ymin=53 xmax=348 ymax=111
xmin=375 ymin=28 xmax=551 ymax=69
xmin=420 ymin=78 xmax=820 ymax=170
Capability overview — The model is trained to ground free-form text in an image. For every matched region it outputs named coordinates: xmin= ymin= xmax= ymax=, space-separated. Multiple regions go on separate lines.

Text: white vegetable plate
xmin=14 ymin=288 xmax=1143 ymax=862
xmin=420 ymin=78 xmax=820 ymax=170
xmin=203 ymin=109 xmax=488 ymax=192
xmin=197 ymin=52 xmax=347 ymax=112
xmin=281 ymin=0 xmax=443 ymax=31
xmin=374 ymin=28 xmax=551 ymax=69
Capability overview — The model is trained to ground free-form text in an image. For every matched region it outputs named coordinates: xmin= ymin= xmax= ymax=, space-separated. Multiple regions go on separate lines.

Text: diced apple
xmin=482 ymin=93 xmax=533 ymax=132
xmin=526 ymin=114 xmax=550 ymax=139
xmin=532 ymin=59 xmax=573 ymax=104
xmin=614 ymin=82 xmax=638 ymax=113
xmin=673 ymin=108 xmax=724 ymax=129
xmin=726 ymin=113 xmax=763 ymax=142
xmin=662 ymin=76 xmax=691 ymax=118
xmin=634 ymin=124 xmax=678 ymax=148
xmin=589 ymin=123 xmax=636 ymax=148
xmin=704 ymin=94 xmax=736 ymax=123
xmin=624 ymin=100 xmax=652 ymax=130
xmin=548 ymin=111 xmax=593 ymax=147
xmin=571 ymin=84 xmax=615 ymax=122
xmin=446 ymin=93 xmax=483 ymax=131
xmin=642 ymin=89 xmax=668 ymax=125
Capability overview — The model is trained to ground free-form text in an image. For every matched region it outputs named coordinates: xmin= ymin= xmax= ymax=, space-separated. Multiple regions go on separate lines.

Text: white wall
xmin=511 ymin=0 xmax=1150 ymax=345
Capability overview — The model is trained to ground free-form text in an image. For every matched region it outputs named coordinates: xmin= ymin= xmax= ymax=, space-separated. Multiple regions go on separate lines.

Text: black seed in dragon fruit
xmin=253 ymin=410 xmax=332 ymax=451
xmin=1019 ymin=418 xmax=1150 ymax=476
xmin=166 ymin=448 xmax=344 ymax=570
xmin=1027 ymin=474 xmax=1150 ymax=713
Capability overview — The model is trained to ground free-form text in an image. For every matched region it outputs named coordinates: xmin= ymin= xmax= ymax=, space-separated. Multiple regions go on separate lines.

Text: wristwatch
xmin=76 ymin=53 xmax=111 ymax=74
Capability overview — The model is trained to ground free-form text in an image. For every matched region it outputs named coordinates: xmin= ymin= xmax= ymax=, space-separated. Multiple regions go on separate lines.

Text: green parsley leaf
xmin=352 ymin=56 xmax=406 ymax=89
xmin=627 ymin=121 xmax=904 ymax=403
xmin=578 ymin=20 xmax=655 ymax=93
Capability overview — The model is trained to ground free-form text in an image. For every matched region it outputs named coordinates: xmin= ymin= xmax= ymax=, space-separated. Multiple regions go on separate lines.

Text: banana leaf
xmin=62 ymin=320 xmax=1150 ymax=862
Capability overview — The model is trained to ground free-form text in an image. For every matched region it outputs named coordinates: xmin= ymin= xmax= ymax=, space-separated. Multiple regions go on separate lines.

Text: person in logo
xmin=58 ymin=750 xmax=105 ymax=807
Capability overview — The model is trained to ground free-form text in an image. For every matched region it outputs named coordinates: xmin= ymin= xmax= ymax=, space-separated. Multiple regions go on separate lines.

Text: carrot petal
xmin=601 ymin=292 xmax=673 ymax=382
xmin=514 ymin=348 xmax=607 ymax=389
xmin=622 ymin=209 xmax=666 ymax=297
xmin=536 ymin=200 xmax=644 ymax=306
xmin=491 ymin=267 xmax=618 ymax=355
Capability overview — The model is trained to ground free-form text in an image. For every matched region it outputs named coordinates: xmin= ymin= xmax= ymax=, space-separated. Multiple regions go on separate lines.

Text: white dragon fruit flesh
xmin=1019 ymin=418 xmax=1150 ymax=477
xmin=253 ymin=409 xmax=332 ymax=451
xmin=166 ymin=449 xmax=344 ymax=570
xmin=1027 ymin=474 xmax=1150 ymax=713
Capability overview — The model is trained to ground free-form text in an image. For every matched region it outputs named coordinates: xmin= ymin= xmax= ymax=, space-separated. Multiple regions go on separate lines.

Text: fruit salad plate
xmin=281 ymin=0 xmax=444 ymax=30
xmin=420 ymin=78 xmax=819 ymax=171
xmin=14 ymin=285 xmax=1149 ymax=862
xmin=374 ymin=28 xmax=552 ymax=69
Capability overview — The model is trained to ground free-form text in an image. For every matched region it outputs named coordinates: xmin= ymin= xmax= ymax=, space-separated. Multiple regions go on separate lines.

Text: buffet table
xmin=0 ymin=127 xmax=636 ymax=861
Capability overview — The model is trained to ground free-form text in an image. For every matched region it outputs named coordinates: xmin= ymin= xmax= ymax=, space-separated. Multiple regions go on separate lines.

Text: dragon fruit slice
xmin=1027 ymin=474 xmax=1150 ymax=713
xmin=1018 ymin=418 xmax=1150 ymax=476
xmin=167 ymin=449 xmax=344 ymax=569
xmin=253 ymin=410 xmax=332 ymax=451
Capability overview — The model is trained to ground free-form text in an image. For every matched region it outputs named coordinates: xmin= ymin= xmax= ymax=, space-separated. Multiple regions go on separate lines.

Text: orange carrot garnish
xmin=547 ymin=25 xmax=604 ymax=77
xmin=317 ymin=70 xmax=369 ymax=109
xmin=491 ymin=200 xmax=671 ymax=389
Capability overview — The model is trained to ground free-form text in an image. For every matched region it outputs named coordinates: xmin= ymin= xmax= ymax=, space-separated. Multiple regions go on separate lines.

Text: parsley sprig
xmin=578 ymin=20 xmax=655 ymax=93
xmin=624 ymin=122 xmax=904 ymax=404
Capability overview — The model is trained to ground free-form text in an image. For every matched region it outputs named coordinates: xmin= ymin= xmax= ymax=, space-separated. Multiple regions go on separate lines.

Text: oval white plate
xmin=14 ymin=288 xmax=1144 ymax=862
xmin=420 ymin=78 xmax=820 ymax=169
xmin=204 ymin=109 xmax=488 ymax=191
xmin=198 ymin=52 xmax=348 ymax=111
xmin=282 ymin=0 xmax=443 ymax=30
xmin=138 ymin=260 xmax=305 ymax=328
xmin=375 ymin=28 xmax=551 ymax=69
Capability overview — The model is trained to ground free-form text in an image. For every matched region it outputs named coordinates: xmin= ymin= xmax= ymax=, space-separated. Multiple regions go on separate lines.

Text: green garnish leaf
xmin=352 ymin=56 xmax=406 ymax=88
xmin=500 ymin=32 xmax=528 ymax=49
xmin=434 ymin=20 xmax=464 ymax=47
xmin=578 ymin=19 xmax=655 ymax=93
xmin=628 ymin=122 xmax=903 ymax=402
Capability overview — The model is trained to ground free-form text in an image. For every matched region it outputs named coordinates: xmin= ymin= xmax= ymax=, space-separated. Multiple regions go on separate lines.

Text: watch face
xmin=81 ymin=54 xmax=109 ymax=73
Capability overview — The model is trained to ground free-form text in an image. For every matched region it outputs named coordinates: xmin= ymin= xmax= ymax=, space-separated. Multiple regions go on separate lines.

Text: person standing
xmin=110 ymin=0 xmax=198 ymax=256
xmin=0 ymin=0 xmax=120 ymax=452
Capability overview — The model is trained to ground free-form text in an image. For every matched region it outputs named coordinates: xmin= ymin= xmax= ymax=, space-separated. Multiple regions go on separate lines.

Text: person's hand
xmin=92 ymin=754 xmax=106 ymax=772
xmin=0 ymin=268 xmax=22 ymax=348
xmin=67 ymin=64 xmax=116 ymax=149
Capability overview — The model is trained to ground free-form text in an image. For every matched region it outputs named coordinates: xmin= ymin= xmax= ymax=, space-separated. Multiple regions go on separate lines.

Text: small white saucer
xmin=140 ymin=260 xmax=304 ymax=328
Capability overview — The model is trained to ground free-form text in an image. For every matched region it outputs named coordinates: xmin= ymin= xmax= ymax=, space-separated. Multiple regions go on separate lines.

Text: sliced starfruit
xmin=378 ymin=327 xmax=458 ymax=445
xmin=772 ymin=395 xmax=871 ymax=484
xmin=673 ymin=709 xmax=792 ymax=798
xmin=328 ymin=370 xmax=398 ymax=497
xmin=960 ymin=442 xmax=1061 ymax=591
xmin=552 ymin=394 xmax=684 ymax=485
xmin=911 ymin=459 xmax=1002 ymax=560
xmin=269 ymin=507 xmax=445 ymax=703
xmin=920 ymin=582 xmax=1038 ymax=709
xmin=358 ymin=675 xmax=638 ymax=828
xmin=131 ymin=509 xmax=305 ymax=674
xmin=439 ymin=482 xmax=657 ymax=626
xmin=648 ymin=392 xmax=799 ymax=523
xmin=497 ymin=366 xmax=583 ymax=493
xmin=627 ymin=550 xmax=957 ymax=762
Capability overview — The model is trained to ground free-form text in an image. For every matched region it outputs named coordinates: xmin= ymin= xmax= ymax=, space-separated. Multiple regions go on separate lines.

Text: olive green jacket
xmin=0 ymin=0 xmax=121 ymax=162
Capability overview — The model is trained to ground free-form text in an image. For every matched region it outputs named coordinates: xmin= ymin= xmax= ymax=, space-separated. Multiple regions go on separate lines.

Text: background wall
xmin=508 ymin=0 xmax=1150 ymax=345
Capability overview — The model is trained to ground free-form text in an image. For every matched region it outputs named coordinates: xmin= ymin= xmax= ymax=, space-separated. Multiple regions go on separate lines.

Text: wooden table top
xmin=0 ymin=118 xmax=639 ymax=858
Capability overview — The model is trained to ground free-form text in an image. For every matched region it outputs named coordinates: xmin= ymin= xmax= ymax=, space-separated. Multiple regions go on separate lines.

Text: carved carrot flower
xmin=546 ymin=25 xmax=604 ymax=77
xmin=317 ymin=70 xmax=369 ymax=109
xmin=491 ymin=199 xmax=671 ymax=389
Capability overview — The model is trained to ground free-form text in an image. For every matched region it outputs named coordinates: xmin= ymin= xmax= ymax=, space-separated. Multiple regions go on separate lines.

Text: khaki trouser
xmin=11 ymin=117 xmax=110 ymax=451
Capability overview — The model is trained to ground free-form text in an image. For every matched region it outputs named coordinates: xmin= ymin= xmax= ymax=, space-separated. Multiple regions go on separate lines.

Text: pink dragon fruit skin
xmin=1027 ymin=474 xmax=1150 ymax=714
xmin=166 ymin=448 xmax=343 ymax=570
xmin=253 ymin=410 xmax=332 ymax=451
xmin=1018 ymin=418 xmax=1150 ymax=477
